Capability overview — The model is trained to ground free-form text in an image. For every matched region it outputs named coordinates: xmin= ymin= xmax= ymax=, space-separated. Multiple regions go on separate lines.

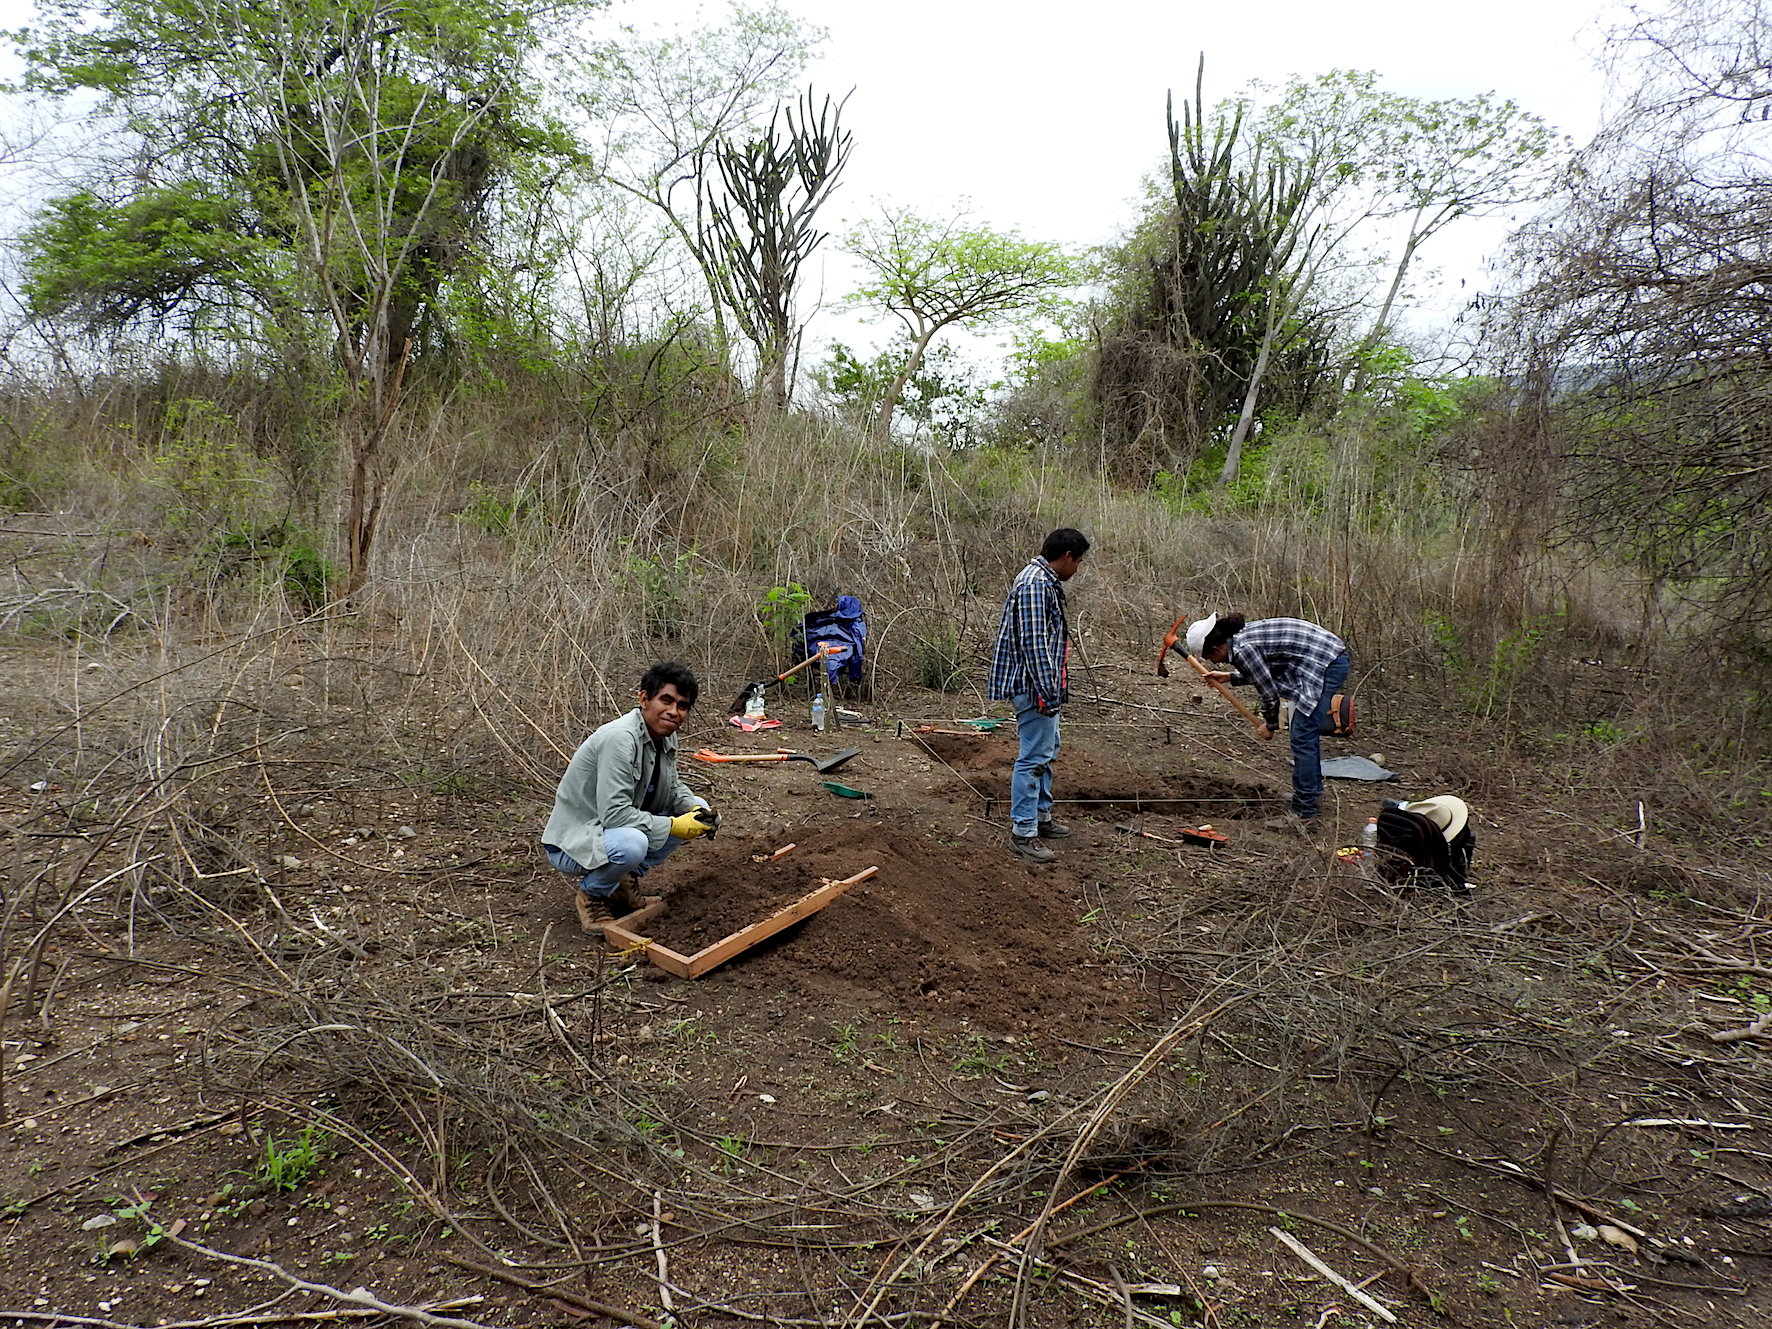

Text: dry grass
xmin=6 ymin=365 xmax=1772 ymax=1323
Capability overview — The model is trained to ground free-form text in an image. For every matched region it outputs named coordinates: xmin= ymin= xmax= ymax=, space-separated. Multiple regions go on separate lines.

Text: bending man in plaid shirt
xmin=1189 ymin=612 xmax=1350 ymax=826
xmin=987 ymin=528 xmax=1090 ymax=863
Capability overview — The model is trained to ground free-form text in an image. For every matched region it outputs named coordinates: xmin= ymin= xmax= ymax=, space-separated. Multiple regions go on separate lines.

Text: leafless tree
xmin=1498 ymin=0 xmax=1772 ymax=636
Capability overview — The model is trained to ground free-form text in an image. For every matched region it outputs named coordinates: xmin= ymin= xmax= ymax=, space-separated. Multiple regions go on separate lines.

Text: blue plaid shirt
xmin=987 ymin=556 xmax=1069 ymax=709
xmin=1227 ymin=618 xmax=1347 ymax=727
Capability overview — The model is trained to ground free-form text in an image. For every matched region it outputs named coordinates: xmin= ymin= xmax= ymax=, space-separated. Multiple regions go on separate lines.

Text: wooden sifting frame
xmin=602 ymin=866 xmax=878 ymax=979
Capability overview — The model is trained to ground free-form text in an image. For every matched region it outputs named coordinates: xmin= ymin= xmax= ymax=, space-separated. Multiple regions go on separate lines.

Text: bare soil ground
xmin=5 ymin=592 xmax=1772 ymax=1328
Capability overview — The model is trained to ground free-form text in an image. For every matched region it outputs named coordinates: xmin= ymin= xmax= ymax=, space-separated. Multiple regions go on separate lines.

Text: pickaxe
xmin=1155 ymin=615 xmax=1186 ymax=678
xmin=728 ymin=645 xmax=834 ymax=716
xmin=1155 ymin=615 xmax=1264 ymax=733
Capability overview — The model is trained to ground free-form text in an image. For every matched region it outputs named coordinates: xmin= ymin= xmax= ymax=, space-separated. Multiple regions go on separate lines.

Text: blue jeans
xmin=1289 ymin=652 xmax=1351 ymax=818
xmin=1010 ymin=693 xmax=1061 ymax=838
xmin=544 ymin=828 xmax=688 ymax=898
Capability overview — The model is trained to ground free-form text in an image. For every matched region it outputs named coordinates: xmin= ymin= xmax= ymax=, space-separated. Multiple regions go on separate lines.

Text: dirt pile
xmin=607 ymin=814 xmax=1136 ymax=1030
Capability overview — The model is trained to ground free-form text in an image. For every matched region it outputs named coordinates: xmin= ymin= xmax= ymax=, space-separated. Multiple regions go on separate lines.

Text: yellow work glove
xmin=669 ymin=807 xmax=716 ymax=840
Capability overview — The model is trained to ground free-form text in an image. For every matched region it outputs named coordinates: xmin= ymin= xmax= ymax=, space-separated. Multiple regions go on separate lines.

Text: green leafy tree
xmin=843 ymin=207 xmax=1078 ymax=443
xmin=820 ymin=336 xmax=993 ymax=447
xmin=1251 ymin=70 xmax=1564 ymax=385
xmin=10 ymin=0 xmax=595 ymax=592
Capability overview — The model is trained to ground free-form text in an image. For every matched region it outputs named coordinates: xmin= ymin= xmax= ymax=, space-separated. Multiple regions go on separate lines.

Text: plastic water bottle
xmin=811 ymin=693 xmax=827 ymax=733
xmin=743 ymin=685 xmax=766 ymax=721
xmin=1360 ymin=816 xmax=1379 ymax=850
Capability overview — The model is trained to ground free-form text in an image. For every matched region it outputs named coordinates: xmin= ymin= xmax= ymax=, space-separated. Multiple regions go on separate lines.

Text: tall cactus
xmin=1094 ymin=59 xmax=1328 ymax=481
xmin=708 ymin=90 xmax=853 ymax=414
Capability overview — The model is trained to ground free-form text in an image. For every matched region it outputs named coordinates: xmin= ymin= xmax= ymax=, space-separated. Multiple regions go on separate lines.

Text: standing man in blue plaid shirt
xmin=1189 ymin=611 xmax=1350 ymax=827
xmin=988 ymin=528 xmax=1090 ymax=863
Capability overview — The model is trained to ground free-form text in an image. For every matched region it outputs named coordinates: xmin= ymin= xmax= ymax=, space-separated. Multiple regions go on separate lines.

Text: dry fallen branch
xmin=166 ymin=1228 xmax=497 ymax=1329
xmin=439 ymin=1256 xmax=664 ymax=1328
xmin=1706 ymin=1008 xmax=1772 ymax=1043
xmin=1269 ymin=1226 xmax=1399 ymax=1324
xmin=0 ymin=1298 xmax=489 ymax=1328
xmin=1052 ymin=1200 xmax=1433 ymax=1305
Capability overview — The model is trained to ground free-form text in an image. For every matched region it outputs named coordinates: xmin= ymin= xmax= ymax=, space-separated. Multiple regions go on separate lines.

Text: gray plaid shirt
xmin=1227 ymin=618 xmax=1347 ymax=727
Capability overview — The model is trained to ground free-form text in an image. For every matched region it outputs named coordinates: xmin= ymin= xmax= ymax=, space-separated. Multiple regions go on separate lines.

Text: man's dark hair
xmin=1204 ymin=613 xmax=1247 ymax=654
xmin=1041 ymin=528 xmax=1090 ymax=562
xmin=639 ymin=661 xmax=699 ymax=705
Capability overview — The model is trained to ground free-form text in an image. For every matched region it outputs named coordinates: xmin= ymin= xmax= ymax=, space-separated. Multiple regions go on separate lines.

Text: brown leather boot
xmin=575 ymin=890 xmax=617 ymax=935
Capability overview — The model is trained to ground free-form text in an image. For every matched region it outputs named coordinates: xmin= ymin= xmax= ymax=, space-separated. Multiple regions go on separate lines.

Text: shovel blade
xmin=800 ymin=746 xmax=861 ymax=773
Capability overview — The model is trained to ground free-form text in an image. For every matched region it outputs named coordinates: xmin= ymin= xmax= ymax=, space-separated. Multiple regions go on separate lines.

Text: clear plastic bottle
xmin=1360 ymin=816 xmax=1379 ymax=850
xmin=742 ymin=685 xmax=766 ymax=721
xmin=811 ymin=693 xmax=827 ymax=733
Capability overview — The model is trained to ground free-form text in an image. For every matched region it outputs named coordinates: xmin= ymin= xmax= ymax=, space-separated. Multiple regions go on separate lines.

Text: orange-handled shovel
xmin=693 ymin=746 xmax=860 ymax=773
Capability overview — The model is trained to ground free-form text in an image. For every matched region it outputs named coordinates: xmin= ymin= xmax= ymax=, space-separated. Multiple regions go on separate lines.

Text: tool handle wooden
xmin=692 ymin=749 xmax=791 ymax=764
xmin=775 ymin=645 xmax=833 ymax=684
xmin=1185 ymin=654 xmax=1264 ymax=731
xmin=1116 ymin=822 xmax=1181 ymax=845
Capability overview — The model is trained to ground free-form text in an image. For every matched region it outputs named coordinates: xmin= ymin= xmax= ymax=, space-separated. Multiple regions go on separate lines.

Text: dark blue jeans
xmin=1290 ymin=652 xmax=1351 ymax=819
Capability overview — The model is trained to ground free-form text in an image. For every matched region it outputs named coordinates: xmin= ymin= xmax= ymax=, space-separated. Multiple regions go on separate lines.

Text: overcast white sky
xmin=0 ymin=0 xmax=1622 ymax=364
xmin=610 ymin=0 xmax=1621 ymax=361
xmin=767 ymin=0 xmax=1616 ymax=247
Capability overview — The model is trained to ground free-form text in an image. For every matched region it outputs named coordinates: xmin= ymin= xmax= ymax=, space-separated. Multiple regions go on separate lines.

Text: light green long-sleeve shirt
xmin=542 ymin=709 xmax=701 ymax=870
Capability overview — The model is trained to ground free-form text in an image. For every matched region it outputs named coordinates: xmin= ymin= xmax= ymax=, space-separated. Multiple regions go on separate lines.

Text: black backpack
xmin=1375 ymin=807 xmax=1475 ymax=893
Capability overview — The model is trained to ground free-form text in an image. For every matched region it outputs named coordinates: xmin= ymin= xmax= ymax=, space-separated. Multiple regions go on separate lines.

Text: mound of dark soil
xmin=908 ymin=730 xmax=1016 ymax=772
xmin=624 ymin=814 xmax=1135 ymax=1031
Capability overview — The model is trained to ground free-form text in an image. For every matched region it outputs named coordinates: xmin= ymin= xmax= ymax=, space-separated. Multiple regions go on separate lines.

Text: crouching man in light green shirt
xmin=542 ymin=661 xmax=716 ymax=933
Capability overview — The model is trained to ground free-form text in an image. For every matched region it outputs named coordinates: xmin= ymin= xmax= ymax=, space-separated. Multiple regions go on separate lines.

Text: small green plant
xmin=953 ymin=1034 xmax=1006 ymax=1076
xmin=830 ymin=1021 xmax=861 ymax=1060
xmin=257 ymin=1125 xmax=327 ymax=1194
xmin=625 ymin=544 xmax=698 ymax=639
xmin=757 ymin=582 xmax=812 ymax=644
xmin=94 ymin=1200 xmax=172 ymax=1262
xmin=211 ymin=522 xmax=335 ymax=611
xmin=458 ymin=480 xmax=530 ymax=536
xmin=1454 ymin=1214 xmax=1475 ymax=1241
xmin=153 ymin=399 xmax=268 ymax=528
xmin=1467 ymin=616 xmax=1549 ymax=717
xmin=1720 ymin=975 xmax=1771 ymax=1011
xmin=1425 ymin=609 xmax=1465 ymax=672
xmin=912 ymin=630 xmax=967 ymax=692
xmin=716 ymin=1134 xmax=745 ymax=1163
xmin=665 ymin=1016 xmax=712 ymax=1046
xmin=1581 ymin=718 xmax=1626 ymax=743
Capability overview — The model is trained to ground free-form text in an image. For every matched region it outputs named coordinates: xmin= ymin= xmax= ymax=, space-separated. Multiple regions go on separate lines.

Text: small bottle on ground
xmin=1360 ymin=816 xmax=1379 ymax=849
xmin=743 ymin=685 xmax=766 ymax=721
xmin=811 ymin=693 xmax=827 ymax=733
